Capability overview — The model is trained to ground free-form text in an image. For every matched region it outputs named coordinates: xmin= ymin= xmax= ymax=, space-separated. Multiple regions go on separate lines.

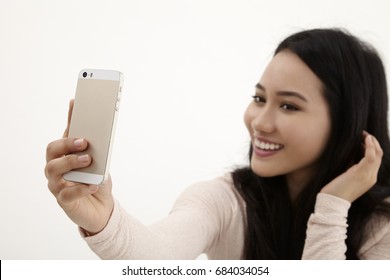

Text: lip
xmin=253 ymin=146 xmax=281 ymax=157
xmin=252 ymin=137 xmax=284 ymax=158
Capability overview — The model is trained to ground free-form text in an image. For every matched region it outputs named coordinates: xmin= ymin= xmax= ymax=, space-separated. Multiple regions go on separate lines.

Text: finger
xmin=371 ymin=135 xmax=384 ymax=158
xmin=63 ymin=99 xmax=74 ymax=138
xmin=363 ymin=135 xmax=378 ymax=164
xmin=365 ymin=135 xmax=383 ymax=161
xmin=357 ymin=135 xmax=382 ymax=182
xmin=361 ymin=130 xmax=370 ymax=150
xmin=57 ymin=184 xmax=99 ymax=207
xmin=46 ymin=137 xmax=88 ymax=162
xmin=45 ymin=153 xmax=91 ymax=182
xmin=47 ymin=154 xmax=93 ymax=197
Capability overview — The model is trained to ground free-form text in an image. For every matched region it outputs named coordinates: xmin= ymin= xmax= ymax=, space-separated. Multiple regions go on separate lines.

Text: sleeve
xmin=79 ymin=177 xmax=239 ymax=259
xmin=358 ymin=207 xmax=390 ymax=259
xmin=302 ymin=193 xmax=390 ymax=260
xmin=302 ymin=193 xmax=351 ymax=259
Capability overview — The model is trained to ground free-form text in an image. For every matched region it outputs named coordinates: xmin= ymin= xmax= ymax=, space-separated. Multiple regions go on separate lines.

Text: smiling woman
xmin=244 ymin=50 xmax=331 ymax=191
xmin=233 ymin=28 xmax=390 ymax=259
xmin=44 ymin=28 xmax=390 ymax=260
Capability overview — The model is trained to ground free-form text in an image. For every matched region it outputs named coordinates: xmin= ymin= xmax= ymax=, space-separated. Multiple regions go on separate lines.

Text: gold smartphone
xmin=63 ymin=69 xmax=124 ymax=185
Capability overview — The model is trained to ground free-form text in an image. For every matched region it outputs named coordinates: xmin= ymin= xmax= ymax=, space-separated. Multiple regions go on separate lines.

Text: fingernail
xmin=74 ymin=138 xmax=84 ymax=147
xmin=78 ymin=154 xmax=89 ymax=163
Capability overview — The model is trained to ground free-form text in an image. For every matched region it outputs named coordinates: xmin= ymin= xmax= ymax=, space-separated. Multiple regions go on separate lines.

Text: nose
xmin=251 ymin=106 xmax=276 ymax=134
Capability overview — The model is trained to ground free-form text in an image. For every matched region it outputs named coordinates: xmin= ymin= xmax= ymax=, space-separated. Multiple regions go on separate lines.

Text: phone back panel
xmin=68 ymin=76 xmax=120 ymax=175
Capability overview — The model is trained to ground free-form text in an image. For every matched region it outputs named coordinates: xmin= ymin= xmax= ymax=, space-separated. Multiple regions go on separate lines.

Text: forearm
xmin=80 ymin=199 xmax=134 ymax=259
xmin=80 ymin=199 xmax=212 ymax=259
xmin=302 ymin=193 xmax=351 ymax=259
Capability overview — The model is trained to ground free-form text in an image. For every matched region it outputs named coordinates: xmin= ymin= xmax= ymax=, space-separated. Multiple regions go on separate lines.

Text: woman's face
xmin=244 ymin=50 xmax=331 ymax=188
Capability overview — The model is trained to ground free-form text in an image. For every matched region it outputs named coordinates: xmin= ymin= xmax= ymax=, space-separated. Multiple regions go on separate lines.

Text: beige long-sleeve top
xmin=81 ymin=174 xmax=390 ymax=259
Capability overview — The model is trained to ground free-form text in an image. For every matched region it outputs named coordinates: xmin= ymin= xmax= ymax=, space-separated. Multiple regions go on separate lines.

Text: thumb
xmin=57 ymin=184 xmax=98 ymax=207
xmin=63 ymin=99 xmax=74 ymax=138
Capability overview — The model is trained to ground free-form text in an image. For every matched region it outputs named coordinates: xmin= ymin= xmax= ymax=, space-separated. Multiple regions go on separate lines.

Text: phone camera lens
xmin=83 ymin=72 xmax=87 ymax=78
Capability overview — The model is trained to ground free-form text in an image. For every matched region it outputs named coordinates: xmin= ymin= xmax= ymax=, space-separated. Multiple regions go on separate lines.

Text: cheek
xmin=289 ymin=118 xmax=330 ymax=158
xmin=313 ymin=128 xmax=331 ymax=156
xmin=243 ymin=104 xmax=255 ymax=134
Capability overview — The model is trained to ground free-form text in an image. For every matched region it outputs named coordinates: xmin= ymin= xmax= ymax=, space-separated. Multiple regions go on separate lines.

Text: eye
xmin=252 ymin=95 xmax=265 ymax=104
xmin=281 ymin=103 xmax=299 ymax=111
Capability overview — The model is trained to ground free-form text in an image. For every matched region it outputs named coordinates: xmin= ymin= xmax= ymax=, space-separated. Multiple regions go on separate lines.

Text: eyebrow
xmin=255 ymin=83 xmax=308 ymax=102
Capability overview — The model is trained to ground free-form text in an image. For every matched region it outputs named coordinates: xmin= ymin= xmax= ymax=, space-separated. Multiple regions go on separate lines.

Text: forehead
xmin=259 ymin=50 xmax=323 ymax=98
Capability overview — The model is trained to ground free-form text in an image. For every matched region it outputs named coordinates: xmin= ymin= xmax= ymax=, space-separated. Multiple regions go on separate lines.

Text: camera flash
xmin=90 ymin=73 xmax=93 ymax=78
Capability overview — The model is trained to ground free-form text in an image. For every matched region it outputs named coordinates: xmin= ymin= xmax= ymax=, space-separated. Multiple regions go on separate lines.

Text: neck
xmin=286 ymin=165 xmax=319 ymax=202
xmin=286 ymin=173 xmax=309 ymax=202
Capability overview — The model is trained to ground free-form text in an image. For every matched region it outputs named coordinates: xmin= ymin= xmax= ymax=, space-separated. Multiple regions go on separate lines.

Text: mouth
xmin=254 ymin=138 xmax=284 ymax=151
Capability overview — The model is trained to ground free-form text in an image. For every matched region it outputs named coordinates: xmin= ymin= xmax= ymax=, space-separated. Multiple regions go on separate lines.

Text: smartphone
xmin=63 ymin=69 xmax=124 ymax=185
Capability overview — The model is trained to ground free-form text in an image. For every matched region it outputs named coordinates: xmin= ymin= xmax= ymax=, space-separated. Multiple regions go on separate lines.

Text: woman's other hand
xmin=320 ymin=131 xmax=383 ymax=203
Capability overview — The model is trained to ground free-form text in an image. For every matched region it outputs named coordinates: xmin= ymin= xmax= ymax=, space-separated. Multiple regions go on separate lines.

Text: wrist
xmin=81 ymin=227 xmax=102 ymax=237
xmin=81 ymin=202 xmax=114 ymax=237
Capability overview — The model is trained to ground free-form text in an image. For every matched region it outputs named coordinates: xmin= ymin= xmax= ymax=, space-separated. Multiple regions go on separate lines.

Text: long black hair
xmin=232 ymin=28 xmax=390 ymax=259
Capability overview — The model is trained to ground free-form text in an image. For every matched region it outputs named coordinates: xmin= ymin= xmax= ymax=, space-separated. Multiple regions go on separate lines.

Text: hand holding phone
xmin=45 ymin=69 xmax=123 ymax=234
xmin=45 ymin=102 xmax=115 ymax=235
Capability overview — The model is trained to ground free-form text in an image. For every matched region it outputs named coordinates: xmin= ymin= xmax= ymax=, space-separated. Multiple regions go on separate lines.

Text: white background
xmin=0 ymin=0 xmax=389 ymax=259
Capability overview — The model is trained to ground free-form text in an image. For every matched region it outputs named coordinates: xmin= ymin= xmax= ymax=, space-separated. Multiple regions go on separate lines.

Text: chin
xmin=250 ymin=163 xmax=280 ymax=178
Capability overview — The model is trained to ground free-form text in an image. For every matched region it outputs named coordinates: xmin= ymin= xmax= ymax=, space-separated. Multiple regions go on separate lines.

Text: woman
xmin=45 ymin=28 xmax=390 ymax=259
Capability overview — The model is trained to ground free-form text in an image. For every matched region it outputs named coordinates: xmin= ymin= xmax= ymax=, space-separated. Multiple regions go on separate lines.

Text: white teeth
xmin=254 ymin=139 xmax=282 ymax=151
